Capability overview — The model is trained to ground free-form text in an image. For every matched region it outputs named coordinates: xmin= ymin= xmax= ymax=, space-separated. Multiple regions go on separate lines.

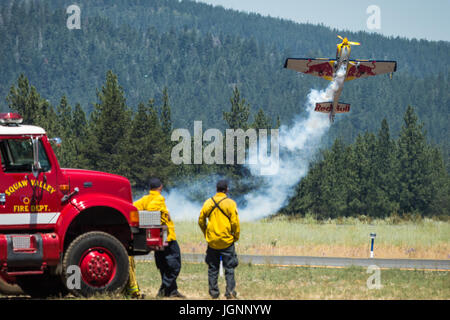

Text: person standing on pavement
xmin=198 ymin=180 xmax=240 ymax=299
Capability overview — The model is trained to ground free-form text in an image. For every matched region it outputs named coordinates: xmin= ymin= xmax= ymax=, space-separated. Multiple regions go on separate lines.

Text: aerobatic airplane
xmin=284 ymin=35 xmax=397 ymax=122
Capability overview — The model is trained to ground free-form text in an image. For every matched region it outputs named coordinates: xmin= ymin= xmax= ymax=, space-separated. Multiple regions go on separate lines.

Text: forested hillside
xmin=0 ymin=0 xmax=449 ymax=164
xmin=47 ymin=0 xmax=450 ymax=78
xmin=1 ymin=0 xmax=449 ymax=217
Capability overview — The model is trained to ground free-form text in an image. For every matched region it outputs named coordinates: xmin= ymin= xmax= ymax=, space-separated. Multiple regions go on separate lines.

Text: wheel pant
xmin=205 ymin=244 xmax=238 ymax=297
xmin=154 ymin=240 xmax=181 ymax=296
xmin=127 ymin=256 xmax=140 ymax=296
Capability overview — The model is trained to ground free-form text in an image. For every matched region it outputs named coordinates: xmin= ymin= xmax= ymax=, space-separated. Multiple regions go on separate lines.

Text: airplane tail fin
xmin=314 ymin=102 xmax=351 ymax=114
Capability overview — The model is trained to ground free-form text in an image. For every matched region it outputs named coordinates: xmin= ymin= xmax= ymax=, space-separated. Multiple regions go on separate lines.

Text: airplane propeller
xmin=337 ymin=35 xmax=360 ymax=46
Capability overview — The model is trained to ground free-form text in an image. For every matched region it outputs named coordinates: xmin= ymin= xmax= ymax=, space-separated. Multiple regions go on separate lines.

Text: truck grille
xmin=138 ymin=211 xmax=161 ymax=227
xmin=12 ymin=236 xmax=31 ymax=249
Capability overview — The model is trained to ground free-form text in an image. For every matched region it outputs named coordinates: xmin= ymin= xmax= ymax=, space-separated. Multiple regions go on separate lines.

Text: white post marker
xmin=219 ymin=255 xmax=224 ymax=277
xmin=370 ymin=233 xmax=376 ymax=258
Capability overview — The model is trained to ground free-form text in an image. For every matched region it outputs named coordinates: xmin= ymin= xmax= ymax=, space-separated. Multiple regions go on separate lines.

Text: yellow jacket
xmin=198 ymin=192 xmax=240 ymax=250
xmin=133 ymin=190 xmax=176 ymax=242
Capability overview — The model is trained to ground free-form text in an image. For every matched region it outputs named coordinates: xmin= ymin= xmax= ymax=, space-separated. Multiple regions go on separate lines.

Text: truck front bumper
xmin=0 ymin=233 xmax=60 ymax=275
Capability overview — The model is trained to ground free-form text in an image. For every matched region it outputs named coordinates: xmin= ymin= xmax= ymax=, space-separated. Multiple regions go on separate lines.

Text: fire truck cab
xmin=0 ymin=112 xmax=166 ymax=297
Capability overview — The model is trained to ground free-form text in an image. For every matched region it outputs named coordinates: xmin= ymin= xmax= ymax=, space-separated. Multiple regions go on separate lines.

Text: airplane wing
xmin=346 ymin=60 xmax=397 ymax=81
xmin=284 ymin=58 xmax=336 ymax=81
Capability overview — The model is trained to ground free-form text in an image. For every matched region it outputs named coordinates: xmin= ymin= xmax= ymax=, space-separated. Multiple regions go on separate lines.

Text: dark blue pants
xmin=205 ymin=243 xmax=238 ymax=298
xmin=154 ymin=240 xmax=181 ymax=296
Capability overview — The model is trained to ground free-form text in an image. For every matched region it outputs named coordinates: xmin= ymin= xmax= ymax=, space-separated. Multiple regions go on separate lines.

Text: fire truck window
xmin=0 ymin=141 xmax=6 ymax=171
xmin=38 ymin=141 xmax=51 ymax=171
xmin=1 ymin=139 xmax=51 ymax=173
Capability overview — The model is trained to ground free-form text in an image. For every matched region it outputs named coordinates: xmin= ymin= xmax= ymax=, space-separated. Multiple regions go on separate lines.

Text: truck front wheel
xmin=63 ymin=231 xmax=129 ymax=297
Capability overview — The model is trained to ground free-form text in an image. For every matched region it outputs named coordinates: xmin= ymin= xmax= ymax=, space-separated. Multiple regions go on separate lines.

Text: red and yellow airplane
xmin=284 ymin=35 xmax=397 ymax=122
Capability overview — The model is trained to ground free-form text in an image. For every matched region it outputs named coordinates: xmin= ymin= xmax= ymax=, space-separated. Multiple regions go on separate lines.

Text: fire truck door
xmin=0 ymin=137 xmax=60 ymax=228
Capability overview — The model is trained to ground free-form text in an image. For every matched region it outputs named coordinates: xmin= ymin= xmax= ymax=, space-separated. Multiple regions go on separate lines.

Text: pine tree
xmin=128 ymin=100 xmax=157 ymax=187
xmin=128 ymin=102 xmax=153 ymax=187
xmin=428 ymin=147 xmax=450 ymax=216
xmin=67 ymin=103 xmax=90 ymax=169
xmin=6 ymin=74 xmax=50 ymax=127
xmin=72 ymin=103 xmax=88 ymax=140
xmin=220 ymin=86 xmax=254 ymax=202
xmin=397 ymin=106 xmax=432 ymax=214
xmin=56 ymin=95 xmax=72 ymax=136
xmin=317 ymin=138 xmax=351 ymax=218
xmin=6 ymin=74 xmax=34 ymax=121
xmin=251 ymin=108 xmax=272 ymax=130
xmin=373 ymin=118 xmax=399 ymax=217
xmin=85 ymin=70 xmax=132 ymax=176
xmin=54 ymin=95 xmax=75 ymax=168
xmin=348 ymin=132 xmax=380 ymax=217
xmin=223 ymin=86 xmax=250 ymax=130
xmin=6 ymin=74 xmax=58 ymax=135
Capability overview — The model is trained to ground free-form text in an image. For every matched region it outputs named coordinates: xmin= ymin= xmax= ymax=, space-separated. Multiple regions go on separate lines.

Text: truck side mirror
xmin=31 ymin=136 xmax=42 ymax=178
xmin=49 ymin=137 xmax=62 ymax=147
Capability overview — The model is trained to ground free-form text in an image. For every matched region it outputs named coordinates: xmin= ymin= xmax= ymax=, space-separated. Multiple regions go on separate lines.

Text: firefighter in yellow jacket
xmin=129 ymin=178 xmax=185 ymax=298
xmin=198 ymin=180 xmax=240 ymax=299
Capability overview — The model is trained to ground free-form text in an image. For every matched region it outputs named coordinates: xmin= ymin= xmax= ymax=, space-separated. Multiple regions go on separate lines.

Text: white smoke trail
xmin=162 ymin=66 xmax=347 ymax=221
xmin=134 ymin=177 xmax=217 ymax=221
xmin=164 ymin=191 xmax=203 ymax=220
xmin=237 ymin=65 xmax=347 ymax=221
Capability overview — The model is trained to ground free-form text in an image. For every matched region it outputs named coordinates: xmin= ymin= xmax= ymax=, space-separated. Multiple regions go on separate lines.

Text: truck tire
xmin=0 ymin=273 xmax=23 ymax=296
xmin=63 ymin=231 xmax=129 ymax=297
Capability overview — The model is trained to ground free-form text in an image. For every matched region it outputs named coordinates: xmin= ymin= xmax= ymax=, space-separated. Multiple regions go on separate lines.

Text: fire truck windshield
xmin=0 ymin=138 xmax=51 ymax=173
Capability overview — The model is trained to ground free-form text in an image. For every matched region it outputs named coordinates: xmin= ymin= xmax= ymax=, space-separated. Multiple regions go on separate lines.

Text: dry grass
xmin=174 ymin=216 xmax=450 ymax=259
xmin=134 ymin=261 xmax=450 ymax=300
xmin=20 ymin=261 xmax=448 ymax=300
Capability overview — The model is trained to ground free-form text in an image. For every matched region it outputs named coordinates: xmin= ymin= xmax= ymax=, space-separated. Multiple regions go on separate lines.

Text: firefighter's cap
xmin=149 ymin=178 xmax=162 ymax=190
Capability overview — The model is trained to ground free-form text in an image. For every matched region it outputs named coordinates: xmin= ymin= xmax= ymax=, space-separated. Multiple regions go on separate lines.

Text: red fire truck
xmin=0 ymin=112 xmax=166 ymax=297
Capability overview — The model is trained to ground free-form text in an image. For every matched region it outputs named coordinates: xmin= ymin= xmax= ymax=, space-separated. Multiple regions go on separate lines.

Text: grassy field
xmin=175 ymin=216 xmax=450 ymax=259
xmin=4 ymin=216 xmax=448 ymax=300
xmin=124 ymin=216 xmax=449 ymax=300
xmin=132 ymin=261 xmax=450 ymax=300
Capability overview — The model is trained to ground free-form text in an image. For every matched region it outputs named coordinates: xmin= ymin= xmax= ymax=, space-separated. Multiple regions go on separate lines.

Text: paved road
xmin=136 ymin=253 xmax=450 ymax=270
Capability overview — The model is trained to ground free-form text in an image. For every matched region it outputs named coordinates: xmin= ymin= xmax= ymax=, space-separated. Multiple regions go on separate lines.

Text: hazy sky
xmin=196 ymin=0 xmax=449 ymax=42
